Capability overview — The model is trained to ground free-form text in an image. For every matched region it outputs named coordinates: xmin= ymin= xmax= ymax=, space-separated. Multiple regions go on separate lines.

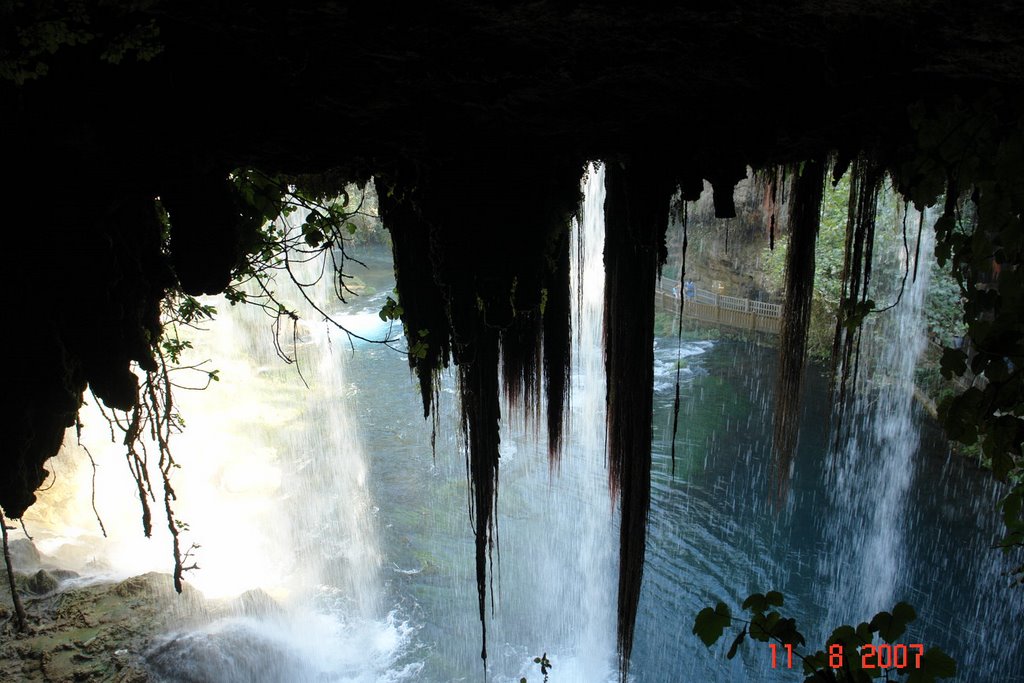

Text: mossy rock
xmin=113 ymin=572 xmax=180 ymax=599
xmin=25 ymin=569 xmax=59 ymax=595
xmin=0 ymin=571 xmax=211 ymax=683
xmin=0 ymin=567 xmax=52 ymax=596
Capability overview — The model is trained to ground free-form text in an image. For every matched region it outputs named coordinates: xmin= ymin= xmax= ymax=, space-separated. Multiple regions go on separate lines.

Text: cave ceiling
xmin=8 ymin=1 xmax=1024 ymax=187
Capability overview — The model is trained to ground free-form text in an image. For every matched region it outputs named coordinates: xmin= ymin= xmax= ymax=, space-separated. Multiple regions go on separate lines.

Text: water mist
xmin=22 ymin=211 xmax=417 ymax=683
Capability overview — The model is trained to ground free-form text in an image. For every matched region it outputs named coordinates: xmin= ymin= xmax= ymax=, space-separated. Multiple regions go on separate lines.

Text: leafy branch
xmin=0 ymin=1 xmax=163 ymax=85
xmin=694 ymin=591 xmax=955 ymax=682
xmin=81 ymin=168 xmax=409 ymax=595
xmin=226 ymin=169 xmax=405 ymax=359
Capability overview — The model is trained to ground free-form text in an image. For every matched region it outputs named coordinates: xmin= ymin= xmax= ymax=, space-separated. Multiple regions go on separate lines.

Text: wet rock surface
xmin=146 ymin=624 xmax=307 ymax=683
xmin=0 ymin=569 xmax=210 ymax=682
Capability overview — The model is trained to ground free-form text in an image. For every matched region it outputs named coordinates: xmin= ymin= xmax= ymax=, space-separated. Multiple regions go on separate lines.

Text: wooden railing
xmin=657 ymin=279 xmax=782 ymax=334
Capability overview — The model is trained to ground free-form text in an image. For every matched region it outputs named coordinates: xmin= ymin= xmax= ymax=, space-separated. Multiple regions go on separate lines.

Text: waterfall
xmin=819 ymin=208 xmax=936 ymax=625
xmin=143 ymin=213 xmax=421 ymax=682
xmin=14 ymin=177 xmax=623 ymax=681
xmin=8 ymin=175 xmax=1024 ymax=682
xmin=569 ymin=162 xmax=617 ymax=679
xmin=811 ymin=209 xmax=1023 ymax=678
xmin=20 ymin=210 xmax=417 ymax=682
xmin=476 ymin=162 xmax=617 ymax=682
xmin=532 ymin=160 xmax=617 ymax=680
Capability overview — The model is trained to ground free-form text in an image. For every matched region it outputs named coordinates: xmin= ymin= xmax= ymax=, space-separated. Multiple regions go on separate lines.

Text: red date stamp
xmin=769 ymin=643 xmax=926 ymax=669
xmin=837 ymin=643 xmax=925 ymax=669
xmin=769 ymin=643 xmax=795 ymax=668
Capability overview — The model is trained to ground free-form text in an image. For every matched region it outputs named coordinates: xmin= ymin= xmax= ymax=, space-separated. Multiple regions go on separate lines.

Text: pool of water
xmin=337 ymin=253 xmax=1022 ymax=681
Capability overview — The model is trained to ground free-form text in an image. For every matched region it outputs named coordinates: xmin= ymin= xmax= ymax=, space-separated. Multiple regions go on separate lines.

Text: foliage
xmin=759 ymin=160 xmax=979 ymax=488
xmin=763 ymin=173 xmax=847 ymax=361
xmin=764 ymin=173 xmax=915 ymax=360
xmin=0 ymin=0 xmax=163 ymax=84
xmin=899 ymin=94 xmax=1024 ymax=584
xmin=87 ymin=282 xmax=222 ymax=592
xmin=923 ymin=260 xmax=966 ymax=348
xmin=1001 ymin=485 xmax=1024 ymax=581
xmin=227 ymin=169 xmax=403 ymax=357
xmin=694 ymin=591 xmax=955 ymax=682
xmin=653 ymin=308 xmax=677 ymax=337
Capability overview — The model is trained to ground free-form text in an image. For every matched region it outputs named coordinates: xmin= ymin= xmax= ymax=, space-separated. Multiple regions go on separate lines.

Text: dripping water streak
xmin=821 ymin=209 xmax=936 ymax=623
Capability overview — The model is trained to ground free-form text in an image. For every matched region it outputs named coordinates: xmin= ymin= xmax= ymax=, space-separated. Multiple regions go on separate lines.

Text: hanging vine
xmin=225 ymin=169 xmax=405 ymax=356
xmin=771 ymin=158 xmax=826 ymax=499
xmin=828 ymin=155 xmax=886 ymax=441
xmin=73 ymin=169 xmax=405 ymax=594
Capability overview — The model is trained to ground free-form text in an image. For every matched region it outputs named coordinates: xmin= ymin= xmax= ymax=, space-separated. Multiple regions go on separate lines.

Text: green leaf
xmin=939 ymin=347 xmax=968 ymax=379
xmin=869 ymin=609 xmax=908 ymax=644
xmin=303 ymin=226 xmax=324 ymax=247
xmin=828 ymin=624 xmax=857 ymax=645
xmin=1002 ymin=486 xmax=1024 ymax=530
xmin=991 ymin=448 xmax=1015 ymax=481
xmin=750 ymin=610 xmax=781 ymax=642
xmin=409 ymin=340 xmax=429 ymax=360
xmin=772 ymin=617 xmax=806 ymax=647
xmin=742 ymin=593 xmax=768 ymax=613
xmin=892 ymin=602 xmax=917 ymax=624
xmin=765 ymin=590 xmax=784 ymax=607
xmin=379 ymin=296 xmax=403 ymax=321
xmin=693 ymin=602 xmax=731 ymax=647
xmin=802 ymin=651 xmax=828 ymax=675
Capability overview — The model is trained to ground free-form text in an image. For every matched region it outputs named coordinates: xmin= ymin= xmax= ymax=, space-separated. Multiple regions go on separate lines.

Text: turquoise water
xmin=332 ymin=246 xmax=1022 ymax=681
xmin=636 ymin=340 xmax=1022 ymax=681
xmin=47 ymin=235 xmax=1014 ymax=682
xmin=114 ymin=235 xmax=1022 ymax=682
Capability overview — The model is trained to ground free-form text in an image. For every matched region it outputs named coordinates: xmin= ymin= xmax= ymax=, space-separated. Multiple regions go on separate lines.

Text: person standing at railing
xmin=684 ymin=280 xmax=695 ymax=300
